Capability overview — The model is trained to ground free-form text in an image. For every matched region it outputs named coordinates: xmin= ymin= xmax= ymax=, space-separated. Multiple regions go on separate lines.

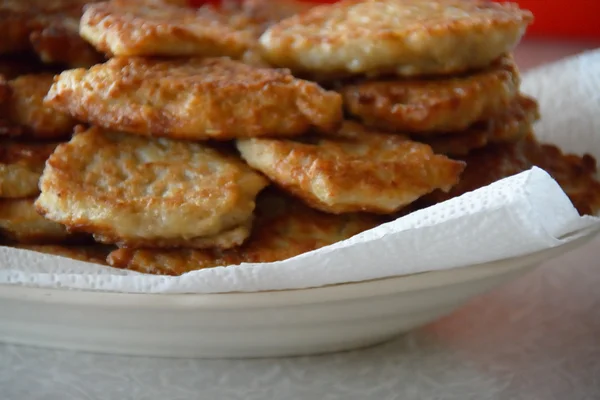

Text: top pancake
xmin=35 ymin=126 xmax=269 ymax=248
xmin=80 ymin=0 xmax=260 ymax=58
xmin=260 ymin=0 xmax=532 ymax=78
xmin=45 ymin=57 xmax=343 ymax=140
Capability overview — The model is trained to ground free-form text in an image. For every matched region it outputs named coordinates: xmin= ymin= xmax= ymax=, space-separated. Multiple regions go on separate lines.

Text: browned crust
xmin=423 ymin=133 xmax=600 ymax=216
xmin=268 ymin=0 xmax=533 ymax=42
xmin=340 ymin=55 xmax=521 ymax=133
xmin=260 ymin=0 xmax=533 ymax=77
xmin=80 ymin=0 xmax=260 ymax=58
xmin=92 ymin=220 xmax=252 ymax=249
xmin=420 ymin=95 xmax=540 ymax=156
xmin=44 ymin=57 xmax=343 ymax=139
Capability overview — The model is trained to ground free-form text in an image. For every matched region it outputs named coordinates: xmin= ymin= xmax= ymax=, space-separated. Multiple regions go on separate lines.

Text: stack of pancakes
xmin=1 ymin=0 xmax=599 ymax=275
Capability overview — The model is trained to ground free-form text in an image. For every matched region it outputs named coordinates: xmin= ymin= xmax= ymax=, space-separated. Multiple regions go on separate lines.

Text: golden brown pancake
xmin=420 ymin=95 xmax=539 ymax=156
xmin=45 ymin=57 xmax=343 ymax=140
xmin=237 ymin=121 xmax=465 ymax=214
xmin=35 ymin=126 xmax=269 ymax=248
xmin=80 ymin=0 xmax=259 ymax=57
xmin=259 ymin=0 xmax=532 ymax=78
xmin=339 ymin=55 xmax=521 ymax=133
xmin=30 ymin=11 xmax=104 ymax=68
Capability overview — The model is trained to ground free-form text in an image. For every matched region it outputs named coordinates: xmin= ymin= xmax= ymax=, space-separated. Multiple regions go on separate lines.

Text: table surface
xmin=2 ymin=39 xmax=600 ymax=400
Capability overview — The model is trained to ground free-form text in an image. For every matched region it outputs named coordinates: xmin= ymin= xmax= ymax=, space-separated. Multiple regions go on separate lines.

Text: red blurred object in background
xmin=189 ymin=0 xmax=600 ymax=40
xmin=502 ymin=0 xmax=600 ymax=39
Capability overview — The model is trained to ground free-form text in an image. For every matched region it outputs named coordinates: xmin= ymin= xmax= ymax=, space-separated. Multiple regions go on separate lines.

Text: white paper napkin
xmin=1 ymin=50 xmax=600 ymax=294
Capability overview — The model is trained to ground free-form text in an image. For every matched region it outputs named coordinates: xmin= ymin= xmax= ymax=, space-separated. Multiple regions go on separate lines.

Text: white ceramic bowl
xmin=0 ymin=235 xmax=594 ymax=359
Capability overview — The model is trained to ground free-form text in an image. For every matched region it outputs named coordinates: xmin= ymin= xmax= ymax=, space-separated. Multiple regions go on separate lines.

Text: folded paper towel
xmin=1 ymin=50 xmax=600 ymax=294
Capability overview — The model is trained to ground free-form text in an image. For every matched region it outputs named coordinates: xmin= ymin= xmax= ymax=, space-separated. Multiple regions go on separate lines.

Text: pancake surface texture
xmin=259 ymin=0 xmax=532 ymax=77
xmin=35 ymin=127 xmax=269 ymax=248
xmin=340 ymin=55 xmax=521 ymax=133
xmin=80 ymin=0 xmax=259 ymax=57
xmin=237 ymin=121 xmax=465 ymax=214
xmin=45 ymin=57 xmax=343 ymax=140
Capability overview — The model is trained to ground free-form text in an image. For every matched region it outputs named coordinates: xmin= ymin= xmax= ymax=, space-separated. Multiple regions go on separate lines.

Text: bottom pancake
xmin=107 ymin=190 xmax=381 ymax=275
xmin=424 ymin=134 xmax=600 ymax=216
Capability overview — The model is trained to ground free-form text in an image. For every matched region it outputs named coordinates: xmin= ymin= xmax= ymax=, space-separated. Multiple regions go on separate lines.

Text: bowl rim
xmin=0 ymin=232 xmax=595 ymax=310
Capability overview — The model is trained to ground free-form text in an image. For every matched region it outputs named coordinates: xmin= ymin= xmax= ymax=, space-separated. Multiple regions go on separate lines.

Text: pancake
xmin=35 ymin=126 xmax=269 ymax=248
xmin=259 ymin=0 xmax=532 ymax=79
xmin=339 ymin=55 xmax=521 ymax=133
xmin=421 ymin=95 xmax=539 ymax=156
xmin=237 ymin=121 xmax=464 ymax=214
xmin=45 ymin=57 xmax=343 ymax=140
xmin=80 ymin=0 xmax=259 ymax=57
